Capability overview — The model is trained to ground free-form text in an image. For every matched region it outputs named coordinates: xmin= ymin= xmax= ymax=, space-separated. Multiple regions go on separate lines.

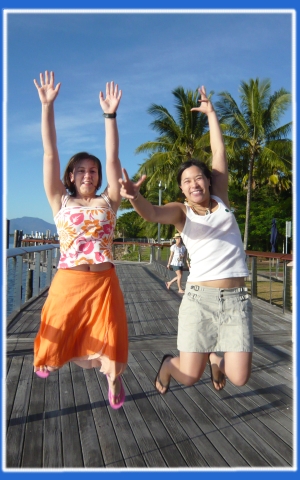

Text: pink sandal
xmin=106 ymin=376 xmax=125 ymax=409
xmin=35 ymin=369 xmax=50 ymax=379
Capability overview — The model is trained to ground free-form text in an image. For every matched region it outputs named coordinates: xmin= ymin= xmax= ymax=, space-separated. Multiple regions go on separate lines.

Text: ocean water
xmin=6 ymin=239 xmax=47 ymax=316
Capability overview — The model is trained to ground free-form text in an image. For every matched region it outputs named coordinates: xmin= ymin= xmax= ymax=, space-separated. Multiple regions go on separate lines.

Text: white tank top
xmin=181 ymin=195 xmax=249 ymax=282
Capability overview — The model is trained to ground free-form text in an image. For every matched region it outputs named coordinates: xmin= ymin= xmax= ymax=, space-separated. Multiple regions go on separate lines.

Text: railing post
xmin=283 ymin=260 xmax=292 ymax=313
xmin=46 ymin=249 xmax=53 ymax=285
xmin=150 ymin=245 xmax=154 ymax=263
xmin=13 ymin=256 xmax=23 ymax=312
xmin=33 ymin=252 xmax=41 ymax=297
xmin=251 ymin=257 xmax=257 ymax=298
xmin=25 ymin=268 xmax=33 ymax=302
xmin=6 ymin=219 xmax=10 ymax=249
xmin=269 ymin=258 xmax=272 ymax=304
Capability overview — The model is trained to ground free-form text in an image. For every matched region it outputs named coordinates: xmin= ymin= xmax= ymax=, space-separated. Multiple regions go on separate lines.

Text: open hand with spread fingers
xmin=119 ymin=168 xmax=146 ymax=200
xmin=99 ymin=81 xmax=122 ymax=114
xmin=33 ymin=70 xmax=61 ymax=105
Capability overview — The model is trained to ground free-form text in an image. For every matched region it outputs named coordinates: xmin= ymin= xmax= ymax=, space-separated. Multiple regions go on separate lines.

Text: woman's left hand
xmin=99 ymin=81 xmax=122 ymax=114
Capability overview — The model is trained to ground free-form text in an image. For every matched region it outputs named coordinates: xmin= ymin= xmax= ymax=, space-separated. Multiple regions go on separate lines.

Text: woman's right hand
xmin=33 ymin=71 xmax=61 ymax=105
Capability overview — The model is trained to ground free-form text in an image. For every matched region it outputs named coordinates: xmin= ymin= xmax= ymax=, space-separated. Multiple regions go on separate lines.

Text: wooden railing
xmin=6 ymin=244 xmax=60 ymax=320
xmin=6 ymin=242 xmax=293 ymax=320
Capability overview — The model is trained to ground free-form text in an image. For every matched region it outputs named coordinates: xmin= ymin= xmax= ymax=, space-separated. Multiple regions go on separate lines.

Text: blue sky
xmin=4 ymin=8 xmax=294 ymax=226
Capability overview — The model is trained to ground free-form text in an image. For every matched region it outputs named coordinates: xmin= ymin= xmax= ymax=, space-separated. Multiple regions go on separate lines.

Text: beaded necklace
xmin=185 ymin=199 xmax=212 ymax=216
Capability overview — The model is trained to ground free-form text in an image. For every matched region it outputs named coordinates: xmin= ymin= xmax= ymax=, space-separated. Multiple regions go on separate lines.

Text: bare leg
xmin=209 ymin=351 xmax=252 ymax=388
xmin=165 ymin=272 xmax=179 ymax=289
xmin=106 ymin=374 xmax=122 ymax=406
xmin=155 ymin=352 xmax=208 ymax=393
xmin=176 ymin=270 xmax=184 ymax=293
xmin=166 ymin=270 xmax=184 ymax=293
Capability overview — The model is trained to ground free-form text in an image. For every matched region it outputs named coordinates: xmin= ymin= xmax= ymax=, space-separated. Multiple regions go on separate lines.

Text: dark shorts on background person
xmin=177 ymin=284 xmax=253 ymax=353
xmin=171 ymin=266 xmax=183 ymax=271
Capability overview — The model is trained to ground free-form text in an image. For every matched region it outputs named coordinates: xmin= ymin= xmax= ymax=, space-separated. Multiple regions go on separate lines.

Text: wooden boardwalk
xmin=5 ymin=262 xmax=294 ymax=470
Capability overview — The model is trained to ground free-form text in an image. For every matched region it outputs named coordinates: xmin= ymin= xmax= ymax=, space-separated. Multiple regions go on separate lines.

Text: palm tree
xmin=216 ymin=78 xmax=292 ymax=249
xmin=135 ymin=86 xmax=211 ymax=191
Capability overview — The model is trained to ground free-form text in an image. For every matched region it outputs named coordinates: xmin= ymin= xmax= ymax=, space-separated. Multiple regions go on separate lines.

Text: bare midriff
xmin=187 ymin=277 xmax=246 ymax=288
xmin=68 ymin=262 xmax=113 ymax=272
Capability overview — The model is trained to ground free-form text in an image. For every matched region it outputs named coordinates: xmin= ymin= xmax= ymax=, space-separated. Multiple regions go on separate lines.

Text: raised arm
xmin=119 ymin=168 xmax=186 ymax=231
xmin=191 ymin=86 xmax=229 ymax=206
xmin=99 ymin=81 xmax=122 ymax=212
xmin=33 ymin=71 xmax=65 ymax=215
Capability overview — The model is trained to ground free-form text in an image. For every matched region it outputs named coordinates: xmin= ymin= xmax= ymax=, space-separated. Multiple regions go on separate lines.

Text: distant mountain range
xmin=8 ymin=217 xmax=56 ymax=235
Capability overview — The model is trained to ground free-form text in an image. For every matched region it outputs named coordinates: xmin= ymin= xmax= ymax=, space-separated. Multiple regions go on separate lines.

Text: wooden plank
xmin=6 ymin=356 xmax=23 ymax=428
xmin=124 ymin=352 xmax=187 ymax=467
xmin=43 ymin=369 xmax=63 ymax=468
xmin=120 ymin=368 xmax=167 ymax=467
xmin=58 ymin=363 xmax=83 ymax=467
xmin=129 ymin=333 xmax=177 ymax=352
xmin=83 ymin=368 xmax=126 ymax=468
xmin=70 ymin=362 xmax=104 ymax=467
xmin=132 ymin=350 xmax=218 ymax=467
xmin=196 ymin=370 xmax=291 ymax=467
xmin=96 ymin=371 xmax=146 ymax=468
xmin=6 ymin=356 xmax=34 ymax=468
xmin=22 ymin=364 xmax=45 ymax=468
xmin=210 ymin=376 xmax=293 ymax=466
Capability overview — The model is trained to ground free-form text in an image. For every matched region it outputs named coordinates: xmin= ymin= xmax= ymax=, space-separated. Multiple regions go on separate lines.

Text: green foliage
xmin=216 ymin=78 xmax=292 ymax=248
xmin=125 ymin=78 xmax=292 ymax=251
xmin=115 ymin=211 xmax=145 ymax=238
xmin=229 ymin=184 xmax=292 ymax=252
xmin=135 ymin=86 xmax=212 ymax=190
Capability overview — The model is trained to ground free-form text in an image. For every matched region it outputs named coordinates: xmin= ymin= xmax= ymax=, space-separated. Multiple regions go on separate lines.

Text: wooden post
xmin=284 ymin=261 xmax=292 ymax=312
xmin=25 ymin=267 xmax=33 ymax=302
xmin=251 ymin=257 xmax=257 ymax=298
xmin=13 ymin=230 xmax=19 ymax=248
xmin=6 ymin=220 xmax=10 ymax=248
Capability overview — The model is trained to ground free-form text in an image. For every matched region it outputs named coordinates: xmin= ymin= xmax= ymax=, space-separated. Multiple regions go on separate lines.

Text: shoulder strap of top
xmin=100 ymin=187 xmax=112 ymax=208
xmin=61 ymin=195 xmax=70 ymax=208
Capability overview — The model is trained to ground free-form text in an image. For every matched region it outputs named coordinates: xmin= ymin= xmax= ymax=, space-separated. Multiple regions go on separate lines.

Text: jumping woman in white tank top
xmin=119 ymin=85 xmax=253 ymax=394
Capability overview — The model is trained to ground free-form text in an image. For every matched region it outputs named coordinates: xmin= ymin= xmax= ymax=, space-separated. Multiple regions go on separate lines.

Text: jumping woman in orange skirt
xmin=33 ymin=71 xmax=128 ymax=409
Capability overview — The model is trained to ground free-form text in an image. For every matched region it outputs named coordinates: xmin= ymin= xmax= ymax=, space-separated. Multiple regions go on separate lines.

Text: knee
xmin=229 ymin=371 xmax=251 ymax=386
xmin=181 ymin=375 xmax=200 ymax=387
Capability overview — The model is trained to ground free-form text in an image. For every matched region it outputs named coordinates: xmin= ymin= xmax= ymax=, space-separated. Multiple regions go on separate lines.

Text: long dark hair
xmin=63 ymin=152 xmax=102 ymax=196
xmin=177 ymin=159 xmax=212 ymax=186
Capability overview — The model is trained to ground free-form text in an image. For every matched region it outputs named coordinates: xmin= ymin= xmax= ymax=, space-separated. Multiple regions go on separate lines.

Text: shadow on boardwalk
xmin=5 ymin=262 xmax=294 ymax=470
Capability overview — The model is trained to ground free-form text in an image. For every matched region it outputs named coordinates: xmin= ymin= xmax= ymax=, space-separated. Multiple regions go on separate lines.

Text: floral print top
xmin=54 ymin=192 xmax=116 ymax=269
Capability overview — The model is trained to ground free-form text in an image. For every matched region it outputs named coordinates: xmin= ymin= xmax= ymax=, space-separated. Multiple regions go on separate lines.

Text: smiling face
xmin=69 ymin=159 xmax=99 ymax=197
xmin=180 ymin=165 xmax=211 ymax=205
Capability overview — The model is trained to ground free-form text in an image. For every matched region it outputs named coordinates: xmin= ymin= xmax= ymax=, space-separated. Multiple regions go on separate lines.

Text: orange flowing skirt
xmin=34 ymin=266 xmax=128 ymax=378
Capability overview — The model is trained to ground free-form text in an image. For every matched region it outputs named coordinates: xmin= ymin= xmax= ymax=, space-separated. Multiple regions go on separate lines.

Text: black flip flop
xmin=154 ymin=354 xmax=173 ymax=394
xmin=207 ymin=354 xmax=226 ymax=391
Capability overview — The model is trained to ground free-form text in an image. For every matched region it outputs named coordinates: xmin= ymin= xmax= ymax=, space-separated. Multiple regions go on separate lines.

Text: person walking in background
xmin=33 ymin=71 xmax=128 ymax=409
xmin=119 ymin=85 xmax=253 ymax=394
xmin=165 ymin=233 xmax=189 ymax=293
